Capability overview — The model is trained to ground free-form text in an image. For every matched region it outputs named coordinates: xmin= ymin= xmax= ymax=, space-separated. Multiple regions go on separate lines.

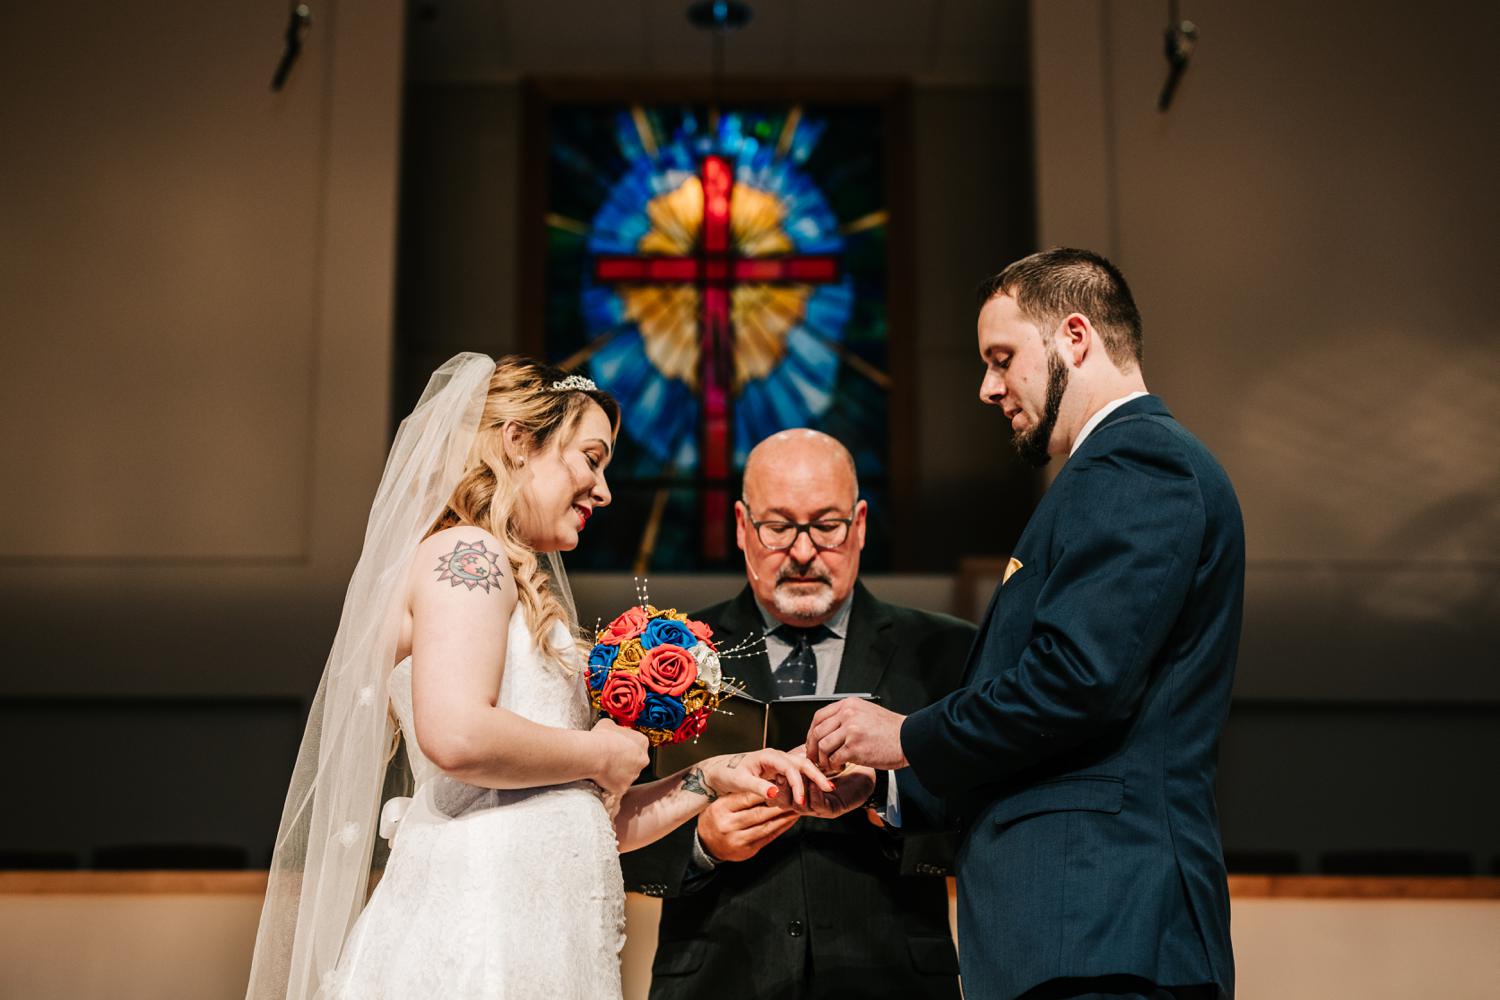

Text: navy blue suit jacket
xmin=900 ymin=395 xmax=1243 ymax=1000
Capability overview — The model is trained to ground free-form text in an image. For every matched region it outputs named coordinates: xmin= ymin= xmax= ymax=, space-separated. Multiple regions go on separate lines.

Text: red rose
xmin=637 ymin=644 xmax=698 ymax=698
xmin=600 ymin=606 xmax=649 ymax=645
xmin=600 ymin=672 xmax=647 ymax=725
xmin=686 ymin=618 xmax=715 ymax=647
xmin=671 ymin=708 xmax=710 ymax=744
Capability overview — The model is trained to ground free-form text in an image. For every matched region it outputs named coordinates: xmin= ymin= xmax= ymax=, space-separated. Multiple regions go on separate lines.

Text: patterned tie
xmin=773 ymin=624 xmax=829 ymax=698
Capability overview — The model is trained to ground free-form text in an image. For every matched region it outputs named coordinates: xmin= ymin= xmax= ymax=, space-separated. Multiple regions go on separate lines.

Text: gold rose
xmin=616 ymin=640 xmax=645 ymax=668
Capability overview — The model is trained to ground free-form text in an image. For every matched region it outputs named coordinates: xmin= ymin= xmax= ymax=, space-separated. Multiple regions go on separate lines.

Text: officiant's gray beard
xmin=772 ymin=565 xmax=835 ymax=623
xmin=1014 ymin=345 xmax=1069 ymax=467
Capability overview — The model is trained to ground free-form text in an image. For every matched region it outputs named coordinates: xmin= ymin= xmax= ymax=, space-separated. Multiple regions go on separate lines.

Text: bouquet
xmin=586 ymin=603 xmax=726 ymax=746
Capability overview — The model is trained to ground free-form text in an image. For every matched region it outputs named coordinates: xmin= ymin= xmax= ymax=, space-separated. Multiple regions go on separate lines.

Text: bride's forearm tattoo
xmin=433 ymin=539 xmax=504 ymax=593
xmin=681 ymin=767 xmax=718 ymax=802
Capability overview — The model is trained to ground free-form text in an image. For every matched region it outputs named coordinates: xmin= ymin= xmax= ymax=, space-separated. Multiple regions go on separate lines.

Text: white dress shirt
xmin=1070 ymin=391 xmax=1150 ymax=456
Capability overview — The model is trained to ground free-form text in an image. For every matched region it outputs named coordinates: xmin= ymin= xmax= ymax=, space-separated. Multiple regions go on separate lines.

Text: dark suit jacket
xmin=621 ymin=582 xmax=975 ymax=1000
xmin=900 ymin=396 xmax=1243 ymax=1000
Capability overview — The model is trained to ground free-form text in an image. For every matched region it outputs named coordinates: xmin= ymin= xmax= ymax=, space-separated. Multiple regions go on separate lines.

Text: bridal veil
xmin=246 ymin=353 xmax=495 ymax=1000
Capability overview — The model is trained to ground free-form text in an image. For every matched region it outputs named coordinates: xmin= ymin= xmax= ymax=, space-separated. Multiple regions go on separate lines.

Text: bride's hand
xmin=773 ymin=745 xmax=875 ymax=819
xmin=795 ymin=762 xmax=877 ymax=819
xmin=701 ymin=747 xmax=835 ymax=808
xmin=590 ymin=718 xmax=650 ymax=799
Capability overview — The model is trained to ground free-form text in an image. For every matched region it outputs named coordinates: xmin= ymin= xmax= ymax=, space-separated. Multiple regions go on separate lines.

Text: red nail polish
xmin=766 ymin=786 xmax=778 ymax=798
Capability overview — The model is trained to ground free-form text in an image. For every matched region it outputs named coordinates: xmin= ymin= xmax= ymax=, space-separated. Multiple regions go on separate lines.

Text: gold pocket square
xmin=1002 ymin=557 xmax=1024 ymax=585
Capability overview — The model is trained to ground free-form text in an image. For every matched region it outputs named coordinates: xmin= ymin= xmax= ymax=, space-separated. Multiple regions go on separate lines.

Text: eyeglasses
xmin=743 ymin=504 xmax=856 ymax=552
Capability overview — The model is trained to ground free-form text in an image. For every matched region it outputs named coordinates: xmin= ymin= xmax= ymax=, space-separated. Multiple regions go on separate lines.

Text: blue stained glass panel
xmin=544 ymin=103 xmax=892 ymax=571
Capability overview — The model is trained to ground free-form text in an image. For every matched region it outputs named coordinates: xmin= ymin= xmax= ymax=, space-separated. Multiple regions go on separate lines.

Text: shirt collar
xmin=1070 ymin=391 xmax=1150 ymax=456
xmin=755 ymin=589 xmax=854 ymax=640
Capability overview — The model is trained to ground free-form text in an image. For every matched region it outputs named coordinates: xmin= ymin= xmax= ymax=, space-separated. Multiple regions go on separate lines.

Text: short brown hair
xmin=976 ymin=247 xmax=1143 ymax=368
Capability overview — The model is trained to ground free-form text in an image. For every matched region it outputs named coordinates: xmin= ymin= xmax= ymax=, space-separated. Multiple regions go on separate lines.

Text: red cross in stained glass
xmin=592 ymin=155 xmax=841 ymax=561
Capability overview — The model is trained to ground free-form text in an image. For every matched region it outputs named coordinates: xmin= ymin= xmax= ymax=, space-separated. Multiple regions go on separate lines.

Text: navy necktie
xmin=774 ymin=624 xmax=829 ymax=698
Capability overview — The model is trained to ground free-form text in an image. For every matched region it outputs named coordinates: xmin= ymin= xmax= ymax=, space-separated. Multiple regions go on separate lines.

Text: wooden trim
xmin=6 ymin=871 xmax=1500 ymax=900
xmin=0 ymin=871 xmax=269 ymax=895
xmin=1226 ymin=876 xmax=1500 ymax=900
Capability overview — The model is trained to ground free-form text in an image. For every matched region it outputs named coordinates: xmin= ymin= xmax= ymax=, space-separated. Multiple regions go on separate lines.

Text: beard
xmin=770 ymin=559 xmax=835 ymax=624
xmin=1013 ymin=345 xmax=1069 ymax=467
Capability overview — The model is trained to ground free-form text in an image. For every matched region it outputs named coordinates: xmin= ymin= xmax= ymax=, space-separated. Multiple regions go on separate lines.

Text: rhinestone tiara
xmin=549 ymin=374 xmax=598 ymax=393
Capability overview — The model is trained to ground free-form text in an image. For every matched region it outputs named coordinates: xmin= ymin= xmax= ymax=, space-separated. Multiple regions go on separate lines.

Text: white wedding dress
xmin=324 ymin=613 xmax=626 ymax=999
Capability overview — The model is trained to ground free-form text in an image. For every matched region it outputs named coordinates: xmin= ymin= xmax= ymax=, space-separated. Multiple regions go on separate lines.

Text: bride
xmin=246 ymin=354 xmax=832 ymax=999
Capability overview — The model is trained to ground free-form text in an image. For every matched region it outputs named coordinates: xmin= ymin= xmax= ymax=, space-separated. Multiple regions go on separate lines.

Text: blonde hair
xmin=426 ymin=356 xmax=620 ymax=665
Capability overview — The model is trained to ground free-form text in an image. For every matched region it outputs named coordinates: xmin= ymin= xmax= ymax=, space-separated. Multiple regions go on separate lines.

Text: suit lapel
xmin=959 ymin=583 xmax=1004 ymax=687
xmin=953 ymin=396 xmax=1172 ymax=690
xmin=710 ymin=587 xmax=777 ymax=703
xmin=835 ymin=583 xmax=896 ymax=696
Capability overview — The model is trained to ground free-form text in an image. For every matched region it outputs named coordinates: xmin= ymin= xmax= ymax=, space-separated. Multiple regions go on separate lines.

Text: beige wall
xmin=1029 ymin=0 xmax=1500 ymax=702
xmin=0 ymin=0 xmax=405 ymax=696
xmin=0 ymin=29 xmax=1030 ymax=697
xmin=1232 ymin=897 xmax=1500 ymax=999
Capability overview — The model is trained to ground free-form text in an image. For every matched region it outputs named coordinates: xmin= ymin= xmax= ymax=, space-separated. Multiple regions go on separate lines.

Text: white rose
xmin=692 ymin=642 xmax=722 ymax=694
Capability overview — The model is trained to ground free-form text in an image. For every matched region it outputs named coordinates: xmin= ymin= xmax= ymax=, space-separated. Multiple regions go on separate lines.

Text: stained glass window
xmin=540 ymin=102 xmax=894 ymax=571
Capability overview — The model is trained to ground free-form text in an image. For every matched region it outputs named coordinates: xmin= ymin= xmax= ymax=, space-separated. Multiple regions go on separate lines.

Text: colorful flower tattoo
xmin=434 ymin=539 xmax=504 ymax=593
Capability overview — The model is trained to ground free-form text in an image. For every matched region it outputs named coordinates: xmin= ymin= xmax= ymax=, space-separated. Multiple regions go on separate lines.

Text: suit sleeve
xmin=893 ymin=766 xmax=951 ymax=831
xmin=886 ymin=619 xmax=973 ymax=872
xmin=891 ymin=767 xmax=966 ymax=875
xmin=901 ymin=432 xmax=1205 ymax=798
xmin=618 ymin=815 xmax=704 ymax=897
xmin=888 ymin=620 xmax=972 ymax=839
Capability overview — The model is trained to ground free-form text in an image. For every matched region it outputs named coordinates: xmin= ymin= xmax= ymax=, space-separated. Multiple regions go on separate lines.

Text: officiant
xmin=621 ymin=429 xmax=973 ymax=1000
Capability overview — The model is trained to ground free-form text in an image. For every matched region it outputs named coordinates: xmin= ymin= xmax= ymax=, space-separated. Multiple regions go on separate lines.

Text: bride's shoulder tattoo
xmin=681 ymin=767 xmax=718 ymax=802
xmin=433 ymin=538 xmax=505 ymax=594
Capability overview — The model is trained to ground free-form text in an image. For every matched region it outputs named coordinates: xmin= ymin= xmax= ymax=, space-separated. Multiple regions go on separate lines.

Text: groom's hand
xmin=806 ymin=698 xmax=909 ymax=772
xmin=697 ymin=792 xmax=799 ymax=863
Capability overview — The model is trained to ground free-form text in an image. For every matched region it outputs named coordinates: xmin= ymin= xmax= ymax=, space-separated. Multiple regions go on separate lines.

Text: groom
xmin=807 ymin=248 xmax=1242 ymax=1000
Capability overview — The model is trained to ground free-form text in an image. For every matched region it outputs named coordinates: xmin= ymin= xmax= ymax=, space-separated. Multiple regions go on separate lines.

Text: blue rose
xmin=640 ymin=617 xmax=695 ymax=651
xmin=587 ymin=644 xmax=617 ymax=691
xmin=587 ymin=662 xmax=610 ymax=691
xmin=638 ymin=693 xmax=686 ymax=731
